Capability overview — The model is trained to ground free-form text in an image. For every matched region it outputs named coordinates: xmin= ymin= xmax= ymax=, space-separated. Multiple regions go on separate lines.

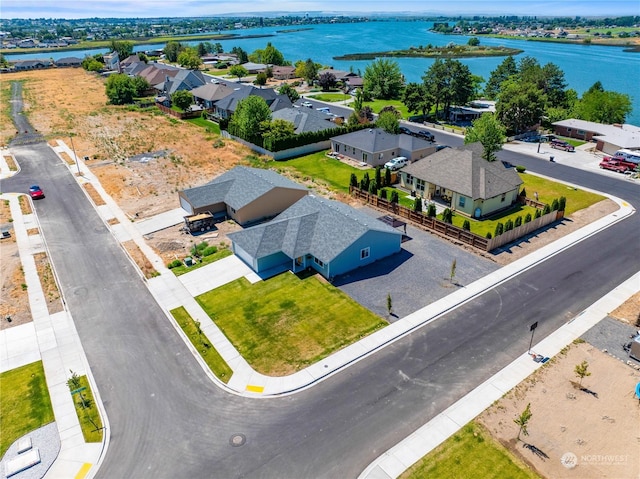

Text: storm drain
xmin=229 ymin=434 xmax=246 ymax=447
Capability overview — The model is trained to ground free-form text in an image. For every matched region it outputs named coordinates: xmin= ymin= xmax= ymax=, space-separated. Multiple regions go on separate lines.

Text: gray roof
xmin=163 ymin=69 xmax=206 ymax=95
xmin=180 ymin=166 xmax=307 ymax=210
xmin=191 ymin=83 xmax=234 ymax=102
xmin=333 ymin=127 xmax=432 ymax=153
xmin=401 ymin=142 xmax=522 ymax=200
xmin=271 ymin=107 xmax=334 ymax=134
xmin=228 ymin=195 xmax=401 ymax=264
xmin=214 ymin=86 xmax=290 ymax=113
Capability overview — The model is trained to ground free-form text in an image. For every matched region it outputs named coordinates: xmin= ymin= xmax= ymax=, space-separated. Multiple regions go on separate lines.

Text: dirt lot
xmin=479 ymin=342 xmax=640 ymax=478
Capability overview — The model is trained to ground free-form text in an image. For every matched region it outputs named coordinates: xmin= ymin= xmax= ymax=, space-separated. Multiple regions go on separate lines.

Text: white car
xmin=384 ymin=156 xmax=409 ymax=170
xmin=301 ymin=101 xmax=313 ymax=108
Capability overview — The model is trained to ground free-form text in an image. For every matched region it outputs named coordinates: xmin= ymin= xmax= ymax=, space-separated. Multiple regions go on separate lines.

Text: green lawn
xmin=185 ymin=116 xmax=220 ymax=134
xmin=195 ymin=271 xmax=387 ymax=376
xmin=444 ymin=204 xmax=540 ymax=237
xmin=169 ymin=246 xmax=232 ymax=276
xmin=0 ymin=361 xmax=55 ymax=456
xmin=400 ymin=422 xmax=540 ymax=479
xmin=171 ymin=306 xmax=233 ymax=383
xmin=307 ymin=92 xmax=351 ymax=103
xmin=278 ymin=151 xmax=373 ymax=193
xmin=70 ymin=375 xmax=104 ymax=442
xmin=363 ymin=99 xmax=411 ymax=119
xmin=519 ymin=173 xmax=604 ymax=215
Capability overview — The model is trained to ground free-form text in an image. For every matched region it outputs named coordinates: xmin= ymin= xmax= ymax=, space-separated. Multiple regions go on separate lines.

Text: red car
xmin=28 ymin=185 xmax=45 ymax=199
xmin=599 ymin=160 xmax=628 ymax=173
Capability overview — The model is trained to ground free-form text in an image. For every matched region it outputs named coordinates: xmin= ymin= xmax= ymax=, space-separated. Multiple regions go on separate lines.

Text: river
xmin=7 ymin=20 xmax=640 ymax=124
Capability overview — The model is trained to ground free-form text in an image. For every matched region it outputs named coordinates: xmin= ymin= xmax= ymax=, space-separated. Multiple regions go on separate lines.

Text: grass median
xmin=171 ymin=306 xmax=233 ymax=383
xmin=196 ymin=271 xmax=387 ymax=376
xmin=69 ymin=375 xmax=104 ymax=442
xmin=0 ymin=361 xmax=55 ymax=456
xmin=400 ymin=422 xmax=540 ymax=479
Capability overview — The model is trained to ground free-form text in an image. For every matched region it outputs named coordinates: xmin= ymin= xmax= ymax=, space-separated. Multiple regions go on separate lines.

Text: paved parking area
xmin=333 ymin=207 xmax=500 ymax=320
xmin=581 ymin=315 xmax=640 ymax=365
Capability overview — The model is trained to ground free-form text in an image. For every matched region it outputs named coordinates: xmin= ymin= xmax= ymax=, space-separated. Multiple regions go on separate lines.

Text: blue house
xmin=228 ymin=195 xmax=402 ymax=280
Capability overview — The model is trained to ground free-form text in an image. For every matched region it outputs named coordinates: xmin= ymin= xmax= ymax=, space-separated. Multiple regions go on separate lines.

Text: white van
xmin=384 ymin=156 xmax=409 ymax=170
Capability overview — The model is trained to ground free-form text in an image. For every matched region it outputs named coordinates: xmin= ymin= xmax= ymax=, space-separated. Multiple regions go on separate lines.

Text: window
xmin=458 ymin=196 xmax=466 ymax=208
xmin=501 ymin=193 xmax=506 ymax=202
xmin=567 ymin=128 xmax=572 ymax=133
xmin=362 ymin=153 xmax=368 ymax=162
xmin=314 ymin=257 xmax=324 ymax=268
xmin=360 ymin=247 xmax=370 ymax=260
xmin=577 ymin=130 xmax=585 ymax=135
xmin=416 ymin=179 xmax=425 ymax=192
xmin=335 ymin=144 xmax=340 ymax=152
xmin=405 ymin=174 xmax=413 ymax=184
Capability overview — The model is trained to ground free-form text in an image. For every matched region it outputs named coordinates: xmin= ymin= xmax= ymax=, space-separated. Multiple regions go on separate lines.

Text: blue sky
xmin=3 ymin=0 xmax=639 ymax=19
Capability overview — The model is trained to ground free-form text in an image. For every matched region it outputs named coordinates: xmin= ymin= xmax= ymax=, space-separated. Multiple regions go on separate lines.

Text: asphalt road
xmin=3 ymin=108 xmax=640 ymax=478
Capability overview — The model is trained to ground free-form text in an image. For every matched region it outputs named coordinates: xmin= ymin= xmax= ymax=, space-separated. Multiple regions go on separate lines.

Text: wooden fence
xmin=350 ymin=186 xmax=562 ymax=252
xmin=155 ymin=103 xmax=201 ymax=119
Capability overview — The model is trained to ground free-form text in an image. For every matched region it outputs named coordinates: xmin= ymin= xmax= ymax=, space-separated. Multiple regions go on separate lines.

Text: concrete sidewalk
xmin=0 ymin=193 xmax=106 ymax=479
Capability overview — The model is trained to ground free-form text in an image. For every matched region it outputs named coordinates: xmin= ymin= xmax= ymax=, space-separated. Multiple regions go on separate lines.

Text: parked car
xmin=316 ymin=107 xmax=331 ymax=114
xmin=398 ymin=126 xmax=414 ymax=136
xmin=416 ymin=130 xmax=435 ymax=142
xmin=602 ymin=156 xmax=637 ymax=172
xmin=599 ymin=159 xmax=630 ymax=173
xmin=550 ymin=139 xmax=575 ymax=152
xmin=384 ymin=156 xmax=409 ymax=170
xmin=300 ymin=101 xmax=313 ymax=108
xmin=29 ymin=185 xmax=45 ymax=199
xmin=435 ymin=144 xmax=450 ymax=151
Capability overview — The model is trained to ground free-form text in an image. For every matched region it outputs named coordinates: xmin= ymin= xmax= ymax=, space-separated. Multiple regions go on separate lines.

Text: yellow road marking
xmin=75 ymin=463 xmax=93 ymax=479
xmin=246 ymin=384 xmax=264 ymax=393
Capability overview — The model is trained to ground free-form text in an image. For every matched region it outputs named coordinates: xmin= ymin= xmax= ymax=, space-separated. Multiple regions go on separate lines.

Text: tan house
xmin=272 ymin=66 xmax=296 ymax=80
xmin=178 ymin=166 xmax=308 ymax=226
xmin=399 ymin=143 xmax=522 ymax=218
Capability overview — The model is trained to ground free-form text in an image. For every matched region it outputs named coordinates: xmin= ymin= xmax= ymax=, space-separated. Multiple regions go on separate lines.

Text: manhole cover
xmin=229 ymin=434 xmax=246 ymax=447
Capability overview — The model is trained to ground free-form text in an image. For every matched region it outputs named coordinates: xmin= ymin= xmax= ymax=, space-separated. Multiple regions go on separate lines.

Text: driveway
xmin=333 ymin=207 xmax=500 ymax=320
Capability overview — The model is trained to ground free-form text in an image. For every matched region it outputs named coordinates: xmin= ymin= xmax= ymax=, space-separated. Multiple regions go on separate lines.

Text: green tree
xmin=172 ymin=90 xmax=193 ymax=111
xmin=376 ymin=110 xmax=400 ymax=134
xmin=177 ymin=47 xmax=202 ymax=70
xmin=254 ymin=72 xmax=268 ymax=86
xmin=468 ymin=37 xmax=480 ymax=46
xmin=496 ymin=79 xmax=546 ymax=133
xmin=442 ymin=208 xmax=453 ymax=224
xmin=229 ymin=65 xmax=249 ymax=82
xmin=541 ymin=62 xmax=568 ymax=107
xmin=350 ymin=173 xmax=358 ymax=188
xmin=462 ymin=219 xmax=471 ymax=231
xmin=231 ymin=46 xmax=248 ymax=63
xmin=278 ymin=83 xmax=300 ymax=103
xmin=384 ymin=167 xmax=391 ymax=187
xmin=484 ymin=56 xmax=517 ymax=100
xmin=402 ymin=82 xmax=433 ymax=117
xmin=302 ymin=58 xmax=318 ymax=86
xmin=262 ymin=42 xmax=285 ymax=65
xmin=262 ymin=118 xmax=295 ymax=142
xmin=464 ymin=113 xmax=506 ymax=161
xmin=514 ymin=403 xmax=532 ymax=441
xmin=427 ymin=203 xmax=436 ymax=217
xmin=110 ymin=40 xmax=134 ymax=60
xmin=196 ymin=42 xmax=208 ymax=57
xmin=164 ymin=41 xmax=184 ymax=63
xmin=228 ymin=96 xmax=272 ymax=138
xmin=131 ymin=76 xmax=150 ymax=97
xmin=82 ymin=57 xmax=104 ymax=72
xmin=572 ymin=88 xmax=632 ymax=124
xmin=413 ymin=196 xmax=422 ymax=213
xmin=105 ymin=74 xmax=136 ymax=105
xmin=574 ymin=360 xmax=591 ymax=385
xmin=363 ymin=58 xmax=404 ymax=100
xmin=387 ymin=293 xmax=393 ymax=316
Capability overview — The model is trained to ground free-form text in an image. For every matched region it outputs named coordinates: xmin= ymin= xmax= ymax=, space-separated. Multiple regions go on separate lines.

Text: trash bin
xmin=184 ymin=257 xmax=193 ymax=267
xmin=549 ymin=156 xmax=555 ymax=162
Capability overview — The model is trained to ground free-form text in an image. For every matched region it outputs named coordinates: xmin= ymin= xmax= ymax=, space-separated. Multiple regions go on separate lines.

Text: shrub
xmin=516 ymin=165 xmax=526 ymax=173
xmin=427 ymin=203 xmax=436 ymax=217
xmin=390 ymin=190 xmax=399 ymax=203
xmin=558 ymin=196 xmax=567 ymax=211
xmin=514 ymin=216 xmax=522 ymax=227
xmin=442 ymin=208 xmax=453 ymax=224
xmin=534 ymin=209 xmax=542 ymax=219
xmin=542 ymin=204 xmax=551 ymax=215
xmin=551 ymin=198 xmax=559 ymax=211
xmin=202 ymin=246 xmax=218 ymax=257
xmin=520 ymin=187 xmax=527 ymax=197
xmin=504 ymin=219 xmax=514 ymax=231
xmin=380 ymin=189 xmax=388 ymax=200
xmin=462 ymin=219 xmax=471 ymax=231
xmin=168 ymin=259 xmax=182 ymax=269
xmin=485 ymin=232 xmax=492 ymax=239
xmin=369 ymin=180 xmax=378 ymax=195
xmin=413 ymin=197 xmax=422 ymax=213
xmin=494 ymin=222 xmax=504 ymax=236
xmin=524 ymin=213 xmax=532 ymax=223
xmin=350 ymin=173 xmax=358 ymax=188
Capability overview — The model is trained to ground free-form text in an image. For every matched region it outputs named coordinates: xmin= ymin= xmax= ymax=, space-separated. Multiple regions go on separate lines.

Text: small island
xmin=333 ymin=44 xmax=522 ymax=61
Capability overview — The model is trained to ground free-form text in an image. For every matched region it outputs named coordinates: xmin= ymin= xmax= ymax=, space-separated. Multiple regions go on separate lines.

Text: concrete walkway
xmin=0 ymin=138 xmax=638 ymax=479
